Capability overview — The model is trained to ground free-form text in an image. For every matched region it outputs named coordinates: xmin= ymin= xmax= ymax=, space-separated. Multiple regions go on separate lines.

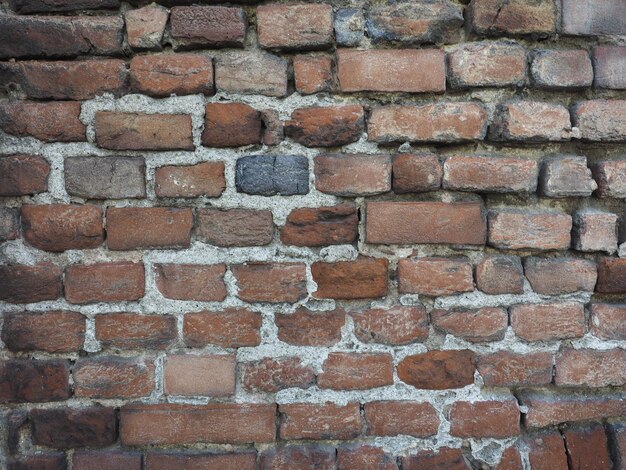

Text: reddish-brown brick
xmin=242 ymin=357 xmax=315 ymax=393
xmin=562 ymin=0 xmax=626 ymax=36
xmin=524 ymin=258 xmax=596 ymax=295
xmin=96 ymin=313 xmax=177 ymax=350
xmin=261 ymin=445 xmax=335 ymax=470
xmin=73 ymin=451 xmax=142 ymax=470
xmin=531 ymin=49 xmax=593 ymax=89
xmin=74 ymin=356 xmax=155 ymax=398
xmin=314 ymin=154 xmax=391 ymax=196
xmin=9 ymin=0 xmax=119 ymax=12
xmin=106 ymin=207 xmax=193 ymax=250
xmin=164 ymin=355 xmax=235 ymax=397
xmin=2 ymin=311 xmax=85 ymax=353
xmin=591 ymin=304 xmax=626 ymax=340
xmin=364 ymin=401 xmax=439 ymax=437
xmin=279 ymin=403 xmax=361 ymax=440
xmin=510 ymin=303 xmax=585 ymax=342
xmin=196 ymin=208 xmax=273 ymax=247
xmin=125 ymin=4 xmax=168 ymax=51
xmin=130 ymin=54 xmax=213 ymax=97
xmin=609 ymin=424 xmax=626 ymax=469
xmin=155 ymin=162 xmax=225 ymax=198
xmin=397 ymin=350 xmax=476 ymax=390
xmin=478 ymin=351 xmax=554 ymax=387
xmin=488 ymin=210 xmax=572 ymax=250
xmin=170 ymin=6 xmax=245 ymax=48
xmin=146 ymin=452 xmax=256 ymax=470
xmin=527 ymin=431 xmax=568 ymax=469
xmin=443 ymin=155 xmax=538 ymax=193
xmin=0 ymin=101 xmax=85 ymax=142
xmin=392 ymin=154 xmax=442 ymax=193
xmin=0 ymin=155 xmax=49 ymax=196
xmin=351 ymin=306 xmax=429 ymax=345
xmin=476 ymin=255 xmax=524 ymax=295
xmin=0 ymin=360 xmax=70 ymax=403
xmin=257 ymin=4 xmax=333 ymax=50
xmin=233 ymin=262 xmax=307 ymax=303
xmin=468 ymin=0 xmax=556 ymax=36
xmin=155 ymin=263 xmax=227 ymax=301
xmin=293 ymin=55 xmax=333 ymax=94
xmin=281 ymin=204 xmax=358 ymax=246
xmin=490 ymin=102 xmax=572 ymax=141
xmin=7 ymin=454 xmax=67 ymax=470
xmin=596 ymin=258 xmax=626 ymax=293
xmin=285 ymin=105 xmax=365 ymax=147
xmin=318 ymin=352 xmax=394 ymax=390
xmin=432 ymin=307 xmax=508 ymax=342
xmin=401 ymin=447 xmax=470 ymax=470
xmin=0 ymin=263 xmax=62 ymax=304
xmin=31 ymin=408 xmax=116 ymax=448
xmin=593 ymin=46 xmax=626 ymax=89
xmin=202 ymin=103 xmax=262 ymax=148
xmin=555 ymin=348 xmax=626 ymax=387
xmin=261 ymin=109 xmax=284 ymax=145
xmin=275 ymin=309 xmax=345 ymax=346
xmin=337 ymin=445 xmax=398 ymax=470
xmin=591 ymin=160 xmax=626 ymax=198
xmin=449 ymin=400 xmax=520 ymax=438
xmin=495 ymin=447 xmax=522 ymax=470
xmin=65 ymin=262 xmax=145 ymax=304
xmin=573 ymin=100 xmax=626 ymax=142
xmin=183 ymin=309 xmax=262 ymax=348
xmin=312 ymin=257 xmax=388 ymax=299
xmin=0 ymin=207 xmax=19 ymax=242
xmin=216 ymin=51 xmax=288 ymax=97
xmin=539 ymin=155 xmax=597 ymax=198
xmin=562 ymin=425 xmax=612 ymax=470
xmin=398 ymin=257 xmax=474 ymax=296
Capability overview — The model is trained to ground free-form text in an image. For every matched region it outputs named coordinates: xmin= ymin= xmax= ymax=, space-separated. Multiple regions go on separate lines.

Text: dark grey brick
xmin=334 ymin=9 xmax=364 ymax=47
xmin=0 ymin=207 xmax=19 ymax=242
xmin=65 ymin=156 xmax=146 ymax=199
xmin=235 ymin=155 xmax=309 ymax=196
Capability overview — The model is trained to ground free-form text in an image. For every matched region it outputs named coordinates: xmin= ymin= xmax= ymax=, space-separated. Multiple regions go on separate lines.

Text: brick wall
xmin=1 ymin=0 xmax=626 ymax=468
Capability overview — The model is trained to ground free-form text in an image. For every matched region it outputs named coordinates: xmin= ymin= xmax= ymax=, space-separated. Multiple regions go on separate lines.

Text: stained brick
xmin=526 ymin=431 xmax=568 ymax=469
xmin=398 ymin=257 xmax=474 ymax=296
xmin=96 ymin=313 xmax=177 ymax=350
xmin=555 ymin=348 xmax=626 ymax=387
xmin=293 ymin=55 xmax=333 ymax=94
xmin=232 ymin=262 xmax=307 ymax=303
xmin=401 ymin=447 xmax=470 ymax=469
xmin=8 ymin=454 xmax=68 ymax=470
xmin=524 ymin=258 xmax=597 ymax=295
xmin=183 ymin=309 xmax=262 ymax=348
xmin=275 ymin=309 xmax=345 ymax=346
xmin=281 ymin=204 xmax=358 ymax=246
xmin=125 ymin=4 xmax=168 ymax=50
xmin=130 ymin=54 xmax=213 ymax=97
xmin=597 ymin=258 xmax=626 ymax=293
xmin=431 ymin=307 xmax=508 ymax=342
xmin=562 ymin=425 xmax=612 ymax=470
xmin=314 ymin=154 xmax=391 ymax=196
xmin=539 ymin=155 xmax=597 ymax=197
xmin=590 ymin=303 xmax=626 ymax=340
xmin=468 ymin=0 xmax=556 ymax=36
xmin=443 ymin=155 xmax=538 ymax=193
xmin=0 ymin=155 xmax=49 ymax=196
xmin=65 ymin=262 xmax=145 ymax=304
xmin=170 ymin=6 xmax=245 ymax=48
xmin=488 ymin=210 xmax=572 ymax=250
xmin=364 ymin=401 xmax=439 ymax=437
xmin=397 ymin=350 xmax=476 ymax=390
xmin=260 ymin=445 xmax=335 ymax=470
xmin=392 ymin=154 xmax=442 ymax=193
xmin=490 ymin=101 xmax=573 ymax=141
xmin=146 ymin=452 xmax=256 ymax=470
xmin=337 ymin=445 xmax=398 ymax=470
xmin=591 ymin=159 xmax=626 ymax=198
xmin=31 ymin=408 xmax=116 ymax=448
xmin=2 ymin=311 xmax=85 ymax=353
xmin=235 ymin=155 xmax=309 ymax=196
xmin=593 ymin=46 xmax=626 ymax=89
xmin=562 ymin=0 xmax=626 ymax=36
xmin=202 ymin=102 xmax=262 ymax=148
xmin=0 ymin=263 xmax=63 ymax=304
xmin=351 ymin=306 xmax=429 ymax=345
xmin=196 ymin=208 xmax=274 ymax=247
xmin=531 ymin=49 xmax=593 ymax=89
xmin=65 ymin=156 xmax=146 ymax=200
xmin=216 ymin=51 xmax=288 ymax=97
xmin=478 ymin=351 xmax=554 ymax=387
xmin=279 ymin=403 xmax=361 ymax=440
xmin=318 ymin=353 xmax=394 ymax=390
xmin=257 ymin=4 xmax=333 ymax=50
xmin=242 ymin=357 xmax=315 ymax=393
xmin=74 ymin=356 xmax=154 ymax=398
xmin=155 ymin=263 xmax=227 ymax=301
xmin=0 ymin=101 xmax=85 ymax=142
xmin=0 ymin=360 xmax=70 ymax=403
xmin=155 ymin=162 xmax=224 ymax=198
xmin=476 ymin=255 xmax=524 ymax=294
xmin=573 ymin=211 xmax=618 ymax=254
xmin=510 ymin=302 xmax=586 ymax=342
xmin=312 ymin=257 xmax=388 ymax=299
xmin=73 ymin=451 xmax=142 ymax=470
xmin=10 ymin=0 xmax=118 ymax=12
xmin=286 ymin=105 xmax=365 ymax=147
xmin=573 ymin=100 xmax=626 ymax=142
xmin=0 ymin=207 xmax=19 ymax=242
xmin=449 ymin=400 xmax=520 ymax=438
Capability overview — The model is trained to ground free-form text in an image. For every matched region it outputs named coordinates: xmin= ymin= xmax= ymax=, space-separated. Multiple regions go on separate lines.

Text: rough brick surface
xmin=293 ymin=55 xmax=333 ymax=94
xmin=0 ymin=263 xmax=63 ymax=304
xmin=398 ymin=257 xmax=474 ymax=296
xmin=318 ymin=353 xmax=394 ymax=390
xmin=469 ymin=0 xmax=556 ymax=36
xmin=286 ymin=105 xmax=365 ymax=147
xmin=65 ymin=262 xmax=145 ymax=304
xmin=592 ymin=159 xmax=626 ymax=198
xmin=183 ymin=309 xmax=262 ymax=348
xmin=257 ymin=4 xmax=333 ymax=50
xmin=364 ymin=401 xmax=439 ymax=437
xmin=155 ymin=162 xmax=225 ymax=198
xmin=65 ymin=156 xmax=145 ymax=199
xmin=0 ymin=360 xmax=70 ymax=403
xmin=216 ymin=51 xmax=288 ymax=97
xmin=202 ymin=103 xmax=261 ymax=148
xmin=0 ymin=155 xmax=49 ymax=196
xmin=573 ymin=100 xmax=626 ymax=142
xmin=196 ymin=208 xmax=274 ymax=246
xmin=312 ymin=257 xmax=389 ymax=299
xmin=449 ymin=400 xmax=520 ymax=438
xmin=351 ymin=306 xmax=428 ymax=345
xmin=392 ymin=154 xmax=442 ymax=193
xmin=125 ymin=4 xmax=168 ymax=51
xmin=281 ymin=204 xmax=358 ymax=246
xmin=236 ymin=155 xmax=309 ymax=196
xmin=431 ymin=307 xmax=508 ymax=342
xmin=524 ymin=257 xmax=597 ymax=295
xmin=31 ymin=408 xmax=116 ymax=448
xmin=593 ymin=46 xmax=626 ymax=90
xmin=562 ymin=0 xmax=626 ymax=36
xmin=74 ymin=356 xmax=155 ymax=398
xmin=2 ymin=311 xmax=85 ymax=353
xmin=96 ymin=313 xmax=177 ymax=350
xmin=279 ymin=403 xmax=361 ymax=440
xmin=478 ymin=351 xmax=554 ymax=387
xmin=397 ymin=350 xmax=476 ymax=390
xmin=232 ymin=263 xmax=307 ymax=303
xmin=170 ymin=6 xmax=245 ymax=48
xmin=164 ymin=355 xmax=235 ymax=397
xmin=488 ymin=210 xmax=572 ymax=250
xmin=0 ymin=101 xmax=85 ymax=142
xmin=510 ymin=303 xmax=586 ymax=342
xmin=130 ymin=54 xmax=213 ymax=97
xmin=490 ymin=101 xmax=572 ymax=142
xmin=476 ymin=255 xmax=524 ymax=294
xmin=155 ymin=263 xmax=227 ymax=301
xmin=276 ymin=309 xmax=345 ymax=346
xmin=443 ymin=155 xmax=538 ymax=193
xmin=314 ymin=154 xmax=391 ymax=196
xmin=539 ymin=155 xmax=597 ymax=197
xmin=531 ymin=49 xmax=593 ymax=89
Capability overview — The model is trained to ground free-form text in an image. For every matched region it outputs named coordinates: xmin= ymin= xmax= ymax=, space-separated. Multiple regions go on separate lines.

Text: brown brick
xmin=0 ymin=155 xmax=49 ymax=196
xmin=397 ymin=350 xmax=476 ymax=390
xmin=183 ymin=309 xmax=262 ymax=348
xmin=170 ymin=6 xmax=245 ymax=48
xmin=10 ymin=0 xmax=119 ymax=12
xmin=286 ymin=105 xmax=365 ymax=147
xmin=398 ymin=257 xmax=474 ymax=296
xmin=449 ymin=400 xmax=520 ymax=438
xmin=65 ymin=262 xmax=145 ymax=304
xmin=562 ymin=0 xmax=626 ymax=36
xmin=314 ymin=154 xmax=391 ymax=196
xmin=351 ymin=306 xmax=429 ymax=345
xmin=555 ymin=348 xmax=626 ymax=387
xmin=261 ymin=445 xmax=335 ymax=470
xmin=573 ymin=100 xmax=626 ymax=142
xmin=2 ymin=311 xmax=85 ymax=353
xmin=524 ymin=258 xmax=597 ymax=295
xmin=401 ymin=447 xmax=470 ymax=470
xmin=257 ymin=3 xmax=333 ymax=50
xmin=338 ymin=48 xmax=445 ymax=92
xmin=476 ymin=255 xmax=524 ymax=294
xmin=0 ymin=360 xmax=70 ymax=403
xmin=469 ymin=0 xmax=556 ymax=36
xmin=443 ymin=155 xmax=538 ymax=193
xmin=495 ymin=447 xmax=522 ymax=470
xmin=155 ymin=162 xmax=224 ymax=198
xmin=31 ymin=408 xmax=116 ymax=448
xmin=392 ymin=154 xmax=442 ymax=193
xmin=216 ymin=51 xmax=288 ymax=97
xmin=279 ymin=403 xmax=361 ymax=440
xmin=293 ymin=55 xmax=333 ymax=94
xmin=146 ymin=452 xmax=256 ymax=470
xmin=125 ymin=4 xmax=168 ymax=51
xmin=531 ymin=49 xmax=593 ymax=89
xmin=233 ymin=262 xmax=307 ymax=303
xmin=591 ymin=303 xmax=626 ymax=340
xmin=65 ymin=156 xmax=146 ymax=200
xmin=366 ymin=202 xmax=486 ymax=245
xmin=490 ymin=101 xmax=572 ymax=141
xmin=73 ymin=451 xmax=142 ymax=470
xmin=96 ymin=313 xmax=177 ymax=350
xmin=432 ymin=307 xmax=508 ymax=342
xmin=242 ymin=357 xmax=315 ymax=393
xmin=281 ymin=204 xmax=358 ymax=246
xmin=312 ymin=257 xmax=388 ymax=299
xmin=0 ymin=207 xmax=19 ymax=242
xmin=318 ymin=352 xmax=394 ymax=390
xmin=510 ymin=303 xmax=585 ymax=342
xmin=591 ymin=159 xmax=626 ymax=198
xmin=488 ymin=210 xmax=572 ymax=250
xmin=593 ymin=46 xmax=626 ymax=89
xmin=74 ymin=357 xmax=155 ymax=398
xmin=609 ymin=424 xmax=626 ymax=469
xmin=164 ymin=355 xmax=235 ymax=397
xmin=106 ymin=207 xmax=193 ymax=250
xmin=478 ymin=351 xmax=554 ymax=387
xmin=95 ymin=112 xmax=194 ymax=150
xmin=276 ymin=309 xmax=345 ymax=346
xmin=261 ymin=109 xmax=284 ymax=145
xmin=21 ymin=204 xmax=103 ymax=252
xmin=120 ymin=403 xmax=276 ymax=445
xmin=337 ymin=445 xmax=398 ymax=470
xmin=7 ymin=454 xmax=68 ymax=470
xmin=202 ymin=102 xmax=262 ymax=147
xmin=597 ymin=257 xmax=626 ymax=293
xmin=155 ymin=263 xmax=227 ymax=301
xmin=368 ymin=102 xmax=488 ymax=143
xmin=0 ymin=263 xmax=62 ymax=304
xmin=562 ymin=425 xmax=612 ymax=470
xmin=130 ymin=54 xmax=213 ymax=97
xmin=448 ymin=42 xmax=527 ymax=88
xmin=0 ymin=101 xmax=85 ymax=142
xmin=527 ymin=431 xmax=568 ymax=469
xmin=196 ymin=208 xmax=273 ymax=247
xmin=364 ymin=401 xmax=439 ymax=437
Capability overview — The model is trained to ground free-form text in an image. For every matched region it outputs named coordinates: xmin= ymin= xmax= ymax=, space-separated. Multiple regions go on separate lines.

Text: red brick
xmin=591 ymin=303 xmax=626 ymax=340
xmin=95 ymin=112 xmax=194 ymax=150
xmin=232 ymin=262 xmax=307 ymax=303
xmin=448 ymin=42 xmax=527 ymax=88
xmin=0 ymin=59 xmax=127 ymax=100
xmin=478 ymin=351 xmax=554 ymax=387
xmin=0 ymin=360 xmax=70 ymax=403
xmin=74 ymin=356 xmax=154 ymax=398
xmin=0 ymin=263 xmax=62 ymax=304
xmin=443 ymin=155 xmax=538 ymax=193
xmin=2 ymin=311 xmax=85 ymax=353
xmin=202 ymin=103 xmax=262 ymax=147
xmin=164 ymin=355 xmax=235 ymax=397
xmin=608 ymin=424 xmax=626 ymax=469
xmin=260 ymin=445 xmax=335 ymax=470
xmin=591 ymin=159 xmax=626 ymax=198
xmin=7 ymin=454 xmax=67 ymax=470
xmin=155 ymin=162 xmax=225 ymax=198
xmin=527 ymin=431 xmax=568 ymax=470
xmin=21 ymin=204 xmax=103 ymax=252
xmin=257 ymin=4 xmax=333 ymax=50
xmin=261 ymin=109 xmax=284 ymax=145
xmin=120 ymin=403 xmax=276 ymax=445
xmin=337 ymin=445 xmax=398 ymax=470
xmin=510 ymin=302 xmax=585 ymax=342
xmin=0 ymin=207 xmax=19 ymax=242
xmin=397 ymin=350 xmax=476 ymax=390
xmin=490 ymin=101 xmax=572 ymax=141
xmin=364 ymin=401 xmax=439 ymax=437
xmin=318 ymin=352 xmax=394 ymax=390
xmin=531 ymin=49 xmax=593 ymax=89
xmin=96 ymin=313 xmax=177 ymax=350
xmin=281 ymin=204 xmax=358 ymax=246
xmin=392 ymin=154 xmax=442 ymax=193
xmin=196 ymin=208 xmax=272 ymax=246
xmin=432 ymin=307 xmax=508 ymax=342
xmin=593 ymin=46 xmax=626 ymax=89
xmin=130 ymin=54 xmax=213 ymax=97
xmin=401 ymin=447 xmax=470 ymax=470
xmin=0 ymin=155 xmax=49 ymax=196
xmin=216 ymin=51 xmax=288 ymax=97
xmin=155 ymin=263 xmax=227 ymax=301
xmin=597 ymin=257 xmax=626 ymax=293
xmin=312 ymin=257 xmax=388 ymax=299
xmin=573 ymin=100 xmax=626 ymax=142
xmin=555 ymin=348 xmax=626 ymax=387
xmin=351 ymin=306 xmax=429 ymax=345
xmin=146 ymin=452 xmax=256 ymax=470
xmin=563 ymin=425 xmax=612 ymax=470
xmin=242 ymin=357 xmax=315 ymax=393
xmin=73 ymin=451 xmax=142 ymax=470
xmin=368 ymin=102 xmax=488 ymax=143
xmin=366 ymin=202 xmax=486 ymax=245
xmin=293 ymin=55 xmax=333 ymax=94
xmin=562 ymin=0 xmax=626 ymax=36
xmin=476 ymin=255 xmax=524 ymax=295
xmin=0 ymin=101 xmax=85 ymax=142
xmin=275 ymin=309 xmax=345 ymax=346
xmin=106 ymin=207 xmax=193 ymax=250
xmin=338 ymin=48 xmax=445 ymax=92
xmin=31 ymin=408 xmax=116 ymax=448
xmin=183 ymin=309 xmax=262 ymax=348
xmin=488 ymin=210 xmax=572 ymax=250
xmin=524 ymin=257 xmax=597 ymax=295
xmin=170 ymin=6 xmax=245 ymax=48
xmin=398 ymin=258 xmax=474 ymax=296
xmin=495 ymin=447 xmax=522 ymax=470
xmin=285 ymin=105 xmax=365 ymax=147
xmin=449 ymin=400 xmax=520 ymax=438
xmin=125 ymin=4 xmax=168 ymax=50
xmin=65 ymin=262 xmax=145 ymax=304
xmin=279 ymin=403 xmax=361 ymax=440
xmin=314 ymin=154 xmax=391 ymax=196
xmin=469 ymin=0 xmax=556 ymax=36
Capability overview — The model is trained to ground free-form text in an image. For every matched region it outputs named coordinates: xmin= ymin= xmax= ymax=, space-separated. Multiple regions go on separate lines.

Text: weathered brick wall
xmin=1 ymin=0 xmax=626 ymax=468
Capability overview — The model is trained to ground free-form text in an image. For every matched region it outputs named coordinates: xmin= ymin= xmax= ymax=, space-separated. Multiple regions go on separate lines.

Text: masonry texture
xmin=0 ymin=0 xmax=626 ymax=468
